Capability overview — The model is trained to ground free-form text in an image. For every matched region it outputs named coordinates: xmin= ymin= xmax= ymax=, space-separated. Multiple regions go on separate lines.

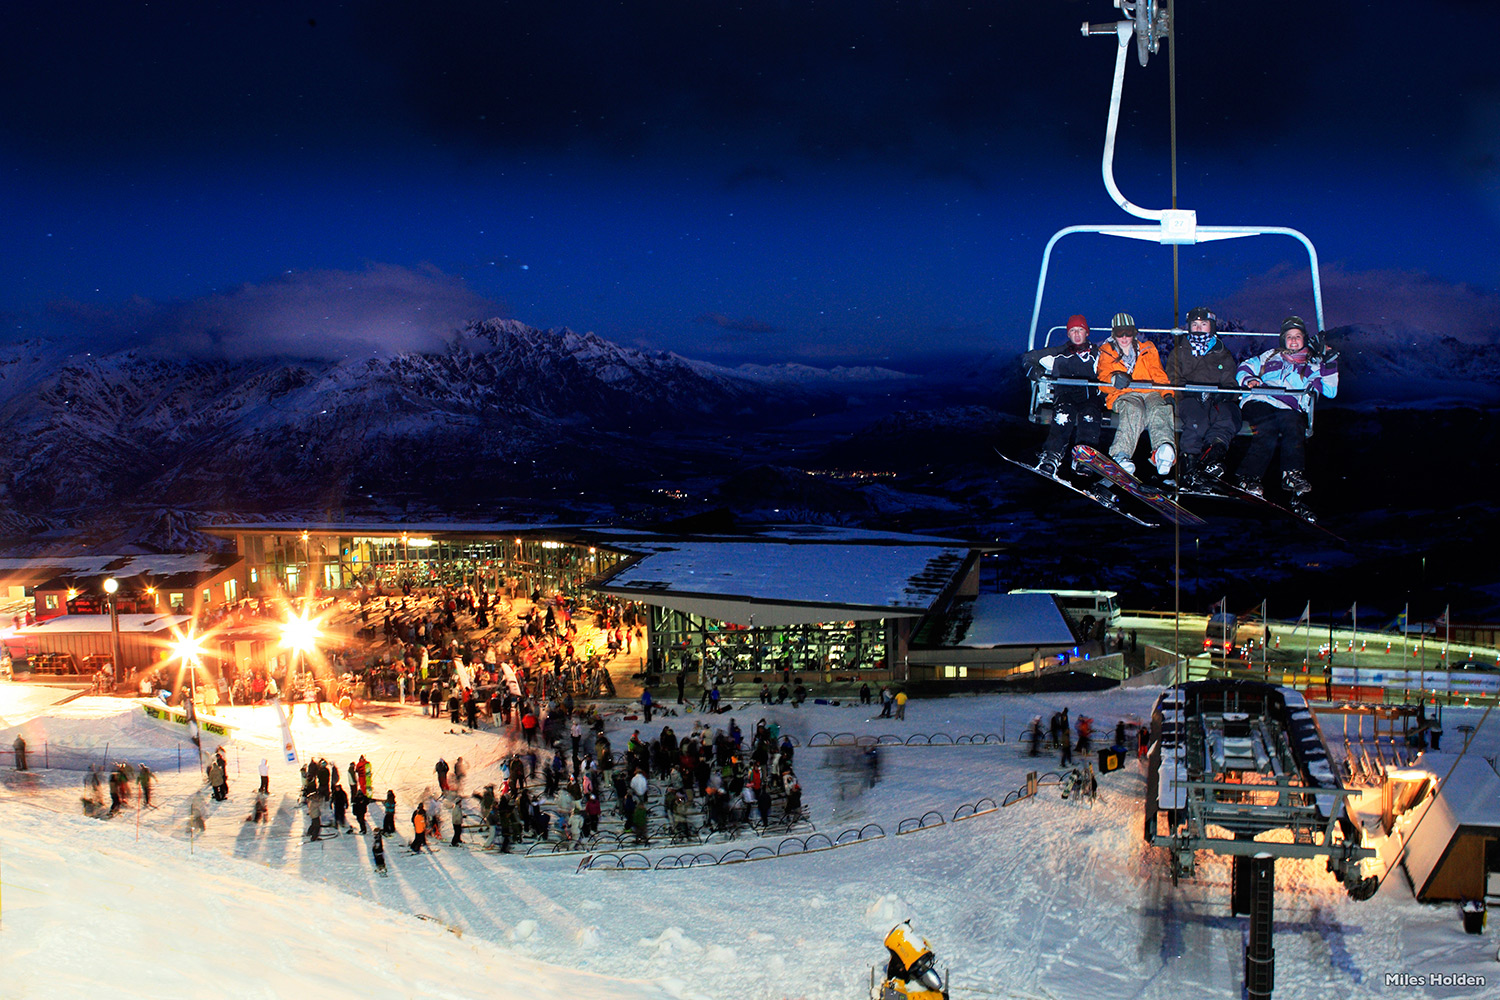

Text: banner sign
xmin=1330 ymin=667 xmax=1500 ymax=694
xmin=141 ymin=702 xmax=231 ymax=738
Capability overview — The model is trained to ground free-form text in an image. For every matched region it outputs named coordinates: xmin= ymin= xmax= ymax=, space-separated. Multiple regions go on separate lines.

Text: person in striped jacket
xmin=1233 ymin=315 xmax=1339 ymax=517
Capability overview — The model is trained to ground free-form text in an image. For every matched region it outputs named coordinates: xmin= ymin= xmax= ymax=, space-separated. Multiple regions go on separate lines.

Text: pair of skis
xmin=998 ymin=444 xmax=1201 ymax=528
xmin=1177 ymin=477 xmax=1345 ymax=540
xmin=1003 ymin=444 xmax=1341 ymax=537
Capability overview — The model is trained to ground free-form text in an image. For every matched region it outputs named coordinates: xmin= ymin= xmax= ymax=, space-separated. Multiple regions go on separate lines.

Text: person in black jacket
xmin=1167 ymin=306 xmax=1242 ymax=487
xmin=1022 ymin=314 xmax=1108 ymax=483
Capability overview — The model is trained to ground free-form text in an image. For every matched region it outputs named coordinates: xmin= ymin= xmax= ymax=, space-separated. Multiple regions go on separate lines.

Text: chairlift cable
xmin=1168 ymin=0 xmax=1180 ymax=325
xmin=1169 ymin=0 xmax=1181 ymax=690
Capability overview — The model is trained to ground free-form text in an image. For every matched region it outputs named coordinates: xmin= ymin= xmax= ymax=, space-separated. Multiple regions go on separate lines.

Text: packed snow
xmin=2 ymin=681 xmax=1498 ymax=999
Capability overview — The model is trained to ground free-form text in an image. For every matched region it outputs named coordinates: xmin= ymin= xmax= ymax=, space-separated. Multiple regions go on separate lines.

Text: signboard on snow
xmin=141 ymin=702 xmax=231 ymax=738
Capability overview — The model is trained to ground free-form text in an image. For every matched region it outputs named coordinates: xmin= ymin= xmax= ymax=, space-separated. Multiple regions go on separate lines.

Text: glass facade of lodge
xmin=237 ymin=531 xmax=627 ymax=600
xmin=649 ymin=606 xmax=893 ymax=676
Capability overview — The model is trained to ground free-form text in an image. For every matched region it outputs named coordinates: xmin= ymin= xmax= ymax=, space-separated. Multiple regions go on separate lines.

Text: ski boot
xmin=1233 ymin=475 xmax=1264 ymax=498
xmin=1201 ymin=444 xmax=1229 ymax=481
xmin=1085 ymin=478 xmax=1119 ymax=507
xmin=1035 ymin=451 xmax=1063 ymax=478
xmin=1153 ymin=442 xmax=1176 ymax=477
xmin=1178 ymin=455 xmax=1206 ymax=491
xmin=1287 ymin=494 xmax=1317 ymax=523
xmin=1112 ymin=455 xmax=1137 ymax=477
xmin=1282 ymin=469 xmax=1313 ymax=494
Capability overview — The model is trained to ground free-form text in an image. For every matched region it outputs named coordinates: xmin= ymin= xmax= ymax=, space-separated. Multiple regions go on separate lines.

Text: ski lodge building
xmin=1 ymin=553 xmax=245 ymax=623
xmin=199 ymin=522 xmax=1097 ymax=691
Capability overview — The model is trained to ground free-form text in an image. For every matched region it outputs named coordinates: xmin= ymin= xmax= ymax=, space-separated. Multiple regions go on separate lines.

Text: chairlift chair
xmin=1025 ymin=2 xmax=1326 ymax=438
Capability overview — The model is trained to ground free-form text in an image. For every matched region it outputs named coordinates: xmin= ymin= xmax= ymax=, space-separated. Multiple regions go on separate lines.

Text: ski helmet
xmin=1185 ymin=306 xmax=1217 ymax=334
xmin=1279 ymin=315 xmax=1307 ymax=349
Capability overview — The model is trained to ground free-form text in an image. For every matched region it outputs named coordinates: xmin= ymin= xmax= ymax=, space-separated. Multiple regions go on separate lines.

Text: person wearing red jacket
xmin=1095 ymin=312 xmax=1176 ymax=477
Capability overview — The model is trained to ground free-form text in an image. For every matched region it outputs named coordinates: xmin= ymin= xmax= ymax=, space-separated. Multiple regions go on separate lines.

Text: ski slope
xmin=2 ymin=683 xmax=1497 ymax=999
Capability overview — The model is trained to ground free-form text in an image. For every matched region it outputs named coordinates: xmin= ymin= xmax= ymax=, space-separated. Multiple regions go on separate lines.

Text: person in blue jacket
xmin=1233 ymin=315 xmax=1339 ymax=518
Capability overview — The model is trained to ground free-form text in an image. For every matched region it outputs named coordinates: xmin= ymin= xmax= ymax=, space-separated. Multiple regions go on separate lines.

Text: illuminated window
xmin=44 ymin=594 xmax=59 ymax=610
xmin=225 ymin=579 xmax=238 ymax=601
xmin=942 ymin=666 xmax=969 ymax=679
xmin=169 ymin=593 xmax=186 ymax=610
xmin=250 ymin=568 xmax=258 ymax=583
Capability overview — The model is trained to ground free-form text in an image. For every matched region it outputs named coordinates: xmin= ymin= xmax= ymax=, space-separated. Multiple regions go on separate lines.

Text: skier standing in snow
xmin=352 ymin=786 xmax=370 ymax=834
xmin=331 ymin=781 xmax=350 ymax=832
xmin=137 ymin=764 xmax=153 ymax=807
xmin=381 ymin=789 xmax=397 ymax=834
xmin=1096 ymin=312 xmax=1177 ymax=478
xmin=372 ymin=831 xmax=387 ymax=874
xmin=1233 ymin=315 xmax=1339 ymax=519
xmin=1059 ymin=708 xmax=1074 ymax=766
xmin=1076 ymin=716 xmax=1093 ymax=756
xmin=1022 ymin=313 xmax=1106 ymax=477
xmin=1167 ymin=306 xmax=1242 ymax=487
xmin=410 ymin=806 xmax=428 ymax=852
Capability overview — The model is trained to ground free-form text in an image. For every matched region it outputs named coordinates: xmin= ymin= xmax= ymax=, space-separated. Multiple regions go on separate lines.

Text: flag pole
xmin=1443 ymin=604 xmax=1451 ymax=668
xmin=1296 ymin=602 xmax=1308 ymax=680
xmin=1326 ymin=610 xmax=1335 ymax=700
xmin=1403 ymin=600 xmax=1409 ymax=660
xmin=1261 ymin=598 xmax=1268 ymax=677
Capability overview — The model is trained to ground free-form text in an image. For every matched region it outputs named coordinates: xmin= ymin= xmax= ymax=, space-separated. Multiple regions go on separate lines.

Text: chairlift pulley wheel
xmin=1121 ymin=0 xmax=1169 ymax=67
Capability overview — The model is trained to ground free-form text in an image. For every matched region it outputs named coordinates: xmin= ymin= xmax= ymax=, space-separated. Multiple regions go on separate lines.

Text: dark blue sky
xmin=3 ymin=1 xmax=1498 ymax=364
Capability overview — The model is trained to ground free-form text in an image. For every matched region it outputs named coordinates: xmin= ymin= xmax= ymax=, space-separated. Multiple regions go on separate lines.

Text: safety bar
xmin=1037 ymin=377 xmax=1315 ymax=402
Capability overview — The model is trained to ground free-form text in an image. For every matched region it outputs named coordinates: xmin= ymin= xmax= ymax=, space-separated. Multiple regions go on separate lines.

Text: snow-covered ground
xmin=2 ymin=682 xmax=1498 ymax=1000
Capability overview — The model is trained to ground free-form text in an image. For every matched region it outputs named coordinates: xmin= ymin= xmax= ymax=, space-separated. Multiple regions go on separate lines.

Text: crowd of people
xmin=1023 ymin=308 xmax=1339 ymax=520
xmin=221 ymin=705 xmax=813 ymax=869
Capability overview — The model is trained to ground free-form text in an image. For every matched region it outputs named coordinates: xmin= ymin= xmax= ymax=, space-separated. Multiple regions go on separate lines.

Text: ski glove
xmin=1110 ymin=372 xmax=1131 ymax=389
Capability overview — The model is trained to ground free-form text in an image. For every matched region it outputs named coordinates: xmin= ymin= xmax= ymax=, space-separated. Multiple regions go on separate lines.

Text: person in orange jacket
xmin=1095 ymin=312 xmax=1176 ymax=477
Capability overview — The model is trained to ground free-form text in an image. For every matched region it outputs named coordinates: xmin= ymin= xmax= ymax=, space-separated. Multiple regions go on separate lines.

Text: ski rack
xmin=1025 ymin=11 xmax=1328 ymax=430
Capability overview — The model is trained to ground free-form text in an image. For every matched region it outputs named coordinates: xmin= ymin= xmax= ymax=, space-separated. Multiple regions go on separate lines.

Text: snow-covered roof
xmin=1401 ymin=754 xmax=1500 ymax=898
xmin=203 ymin=521 xmax=967 ymax=547
xmin=951 ymin=594 xmax=1076 ymax=647
xmin=0 ymin=553 xmax=235 ymax=582
xmin=597 ymin=541 xmax=966 ymax=625
xmin=203 ymin=521 xmax=586 ymax=537
xmin=12 ymin=613 xmax=193 ymax=635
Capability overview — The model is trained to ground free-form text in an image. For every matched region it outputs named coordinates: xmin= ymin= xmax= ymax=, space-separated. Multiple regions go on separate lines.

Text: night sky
xmin=3 ymin=1 xmax=1498 ymax=365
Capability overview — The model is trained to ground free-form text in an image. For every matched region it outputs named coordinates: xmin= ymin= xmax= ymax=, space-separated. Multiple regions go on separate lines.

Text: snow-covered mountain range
xmin=0 ymin=319 xmax=913 ymax=539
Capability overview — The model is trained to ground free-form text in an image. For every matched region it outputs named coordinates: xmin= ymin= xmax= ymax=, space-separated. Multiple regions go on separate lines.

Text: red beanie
xmin=1066 ymin=314 xmax=1089 ymax=332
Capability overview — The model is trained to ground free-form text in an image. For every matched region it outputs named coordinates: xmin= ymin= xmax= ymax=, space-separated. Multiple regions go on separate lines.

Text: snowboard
xmin=1070 ymin=445 xmax=1206 ymax=527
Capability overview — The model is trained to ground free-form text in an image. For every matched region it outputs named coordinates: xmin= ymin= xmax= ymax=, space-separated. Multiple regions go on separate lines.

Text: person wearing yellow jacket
xmin=1095 ymin=312 xmax=1176 ymax=477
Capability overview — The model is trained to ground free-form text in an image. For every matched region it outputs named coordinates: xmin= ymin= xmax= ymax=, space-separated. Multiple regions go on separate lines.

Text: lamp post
xmin=103 ymin=578 xmax=123 ymax=692
xmin=172 ymin=632 xmax=206 ymax=726
xmin=281 ymin=613 xmax=321 ymax=707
